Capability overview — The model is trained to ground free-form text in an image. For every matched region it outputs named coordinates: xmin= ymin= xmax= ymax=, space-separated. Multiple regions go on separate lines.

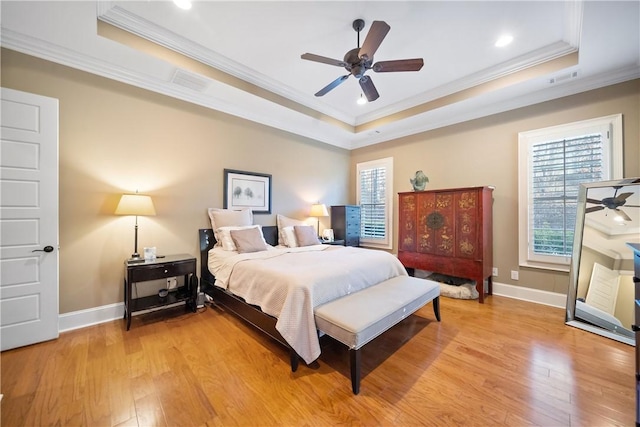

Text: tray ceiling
xmin=1 ymin=1 xmax=638 ymax=149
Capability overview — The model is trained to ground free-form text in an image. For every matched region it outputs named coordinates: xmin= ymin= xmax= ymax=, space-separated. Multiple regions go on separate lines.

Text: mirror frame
xmin=566 ymin=177 xmax=640 ymax=346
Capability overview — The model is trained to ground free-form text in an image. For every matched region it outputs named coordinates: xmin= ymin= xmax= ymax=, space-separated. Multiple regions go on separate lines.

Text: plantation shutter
xmin=529 ymin=133 xmax=606 ymax=257
xmin=359 ymin=166 xmax=387 ymax=240
xmin=357 ymin=157 xmax=393 ymax=249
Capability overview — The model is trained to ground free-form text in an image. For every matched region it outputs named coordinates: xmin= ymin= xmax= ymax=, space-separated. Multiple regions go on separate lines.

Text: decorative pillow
xmin=208 ymin=208 xmax=253 ymax=244
xmin=281 ymin=226 xmax=298 ymax=248
xmin=276 ymin=214 xmax=306 ymax=246
xmin=230 ymin=227 xmax=268 ymax=254
xmin=294 ymin=225 xmax=320 ymax=247
xmin=217 ymin=225 xmax=265 ymax=251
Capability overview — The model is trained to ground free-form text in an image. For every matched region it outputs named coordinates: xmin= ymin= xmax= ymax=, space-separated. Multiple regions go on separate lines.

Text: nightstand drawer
xmin=130 ymin=259 xmax=195 ymax=282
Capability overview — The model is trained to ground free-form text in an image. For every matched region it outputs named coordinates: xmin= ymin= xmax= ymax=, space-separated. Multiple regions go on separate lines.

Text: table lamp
xmin=115 ymin=193 xmax=156 ymax=262
xmin=309 ymin=203 xmax=329 ymax=236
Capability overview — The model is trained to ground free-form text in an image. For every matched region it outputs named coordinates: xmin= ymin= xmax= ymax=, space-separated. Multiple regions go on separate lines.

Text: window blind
xmin=530 ymin=133 xmax=604 ymax=257
xmin=359 ymin=166 xmax=387 ymax=239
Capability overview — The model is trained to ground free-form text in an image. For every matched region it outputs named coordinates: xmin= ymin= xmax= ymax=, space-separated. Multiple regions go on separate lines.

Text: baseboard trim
xmin=58 ymin=283 xmax=567 ymax=333
xmin=59 ymin=302 xmax=124 ymax=333
xmin=492 ymin=282 xmax=567 ymax=308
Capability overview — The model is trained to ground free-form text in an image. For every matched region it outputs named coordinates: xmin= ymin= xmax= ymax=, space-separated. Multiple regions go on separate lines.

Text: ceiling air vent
xmin=171 ymin=69 xmax=210 ymax=92
xmin=549 ymin=71 xmax=578 ymax=85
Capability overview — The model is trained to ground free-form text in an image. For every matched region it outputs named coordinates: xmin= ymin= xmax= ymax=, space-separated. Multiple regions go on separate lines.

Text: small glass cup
xmin=143 ymin=247 xmax=156 ymax=261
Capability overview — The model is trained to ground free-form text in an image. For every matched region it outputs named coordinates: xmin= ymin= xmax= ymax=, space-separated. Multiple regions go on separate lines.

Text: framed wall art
xmin=223 ymin=169 xmax=272 ymax=214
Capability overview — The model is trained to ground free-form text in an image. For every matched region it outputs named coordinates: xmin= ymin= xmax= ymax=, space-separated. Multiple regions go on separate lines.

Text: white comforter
xmin=208 ymin=245 xmax=408 ymax=364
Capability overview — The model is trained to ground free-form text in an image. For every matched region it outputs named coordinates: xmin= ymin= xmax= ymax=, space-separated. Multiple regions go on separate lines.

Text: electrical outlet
xmin=511 ymin=270 xmax=519 ymax=280
xmin=492 ymin=267 xmax=498 ymax=276
xmin=166 ymin=277 xmax=178 ymax=290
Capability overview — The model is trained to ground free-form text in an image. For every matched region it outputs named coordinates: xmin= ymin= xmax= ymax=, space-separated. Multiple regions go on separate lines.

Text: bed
xmin=198 ymin=224 xmax=409 ymax=367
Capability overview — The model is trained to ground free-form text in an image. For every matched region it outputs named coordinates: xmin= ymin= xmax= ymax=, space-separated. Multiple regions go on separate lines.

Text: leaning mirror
xmin=566 ymin=178 xmax=640 ymax=346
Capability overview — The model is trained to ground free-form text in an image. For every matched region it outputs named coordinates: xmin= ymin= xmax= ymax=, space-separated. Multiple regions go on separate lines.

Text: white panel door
xmin=0 ymin=87 xmax=59 ymax=351
xmin=586 ymin=262 xmax=621 ymax=316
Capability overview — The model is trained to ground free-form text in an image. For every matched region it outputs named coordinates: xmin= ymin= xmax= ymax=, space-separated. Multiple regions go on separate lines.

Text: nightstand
xmin=322 ymin=239 xmax=345 ymax=246
xmin=123 ymin=253 xmax=197 ymax=330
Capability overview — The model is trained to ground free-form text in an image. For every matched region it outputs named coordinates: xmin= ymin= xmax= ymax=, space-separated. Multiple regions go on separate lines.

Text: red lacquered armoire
xmin=398 ymin=186 xmax=494 ymax=303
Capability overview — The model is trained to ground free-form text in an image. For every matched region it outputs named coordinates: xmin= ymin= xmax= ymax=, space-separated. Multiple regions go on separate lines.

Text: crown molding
xmin=0 ymin=28 xmax=354 ymax=149
xmin=2 ymin=20 xmax=637 ymax=151
xmin=97 ymin=4 xmax=355 ymax=126
xmin=349 ymin=64 xmax=640 ymax=149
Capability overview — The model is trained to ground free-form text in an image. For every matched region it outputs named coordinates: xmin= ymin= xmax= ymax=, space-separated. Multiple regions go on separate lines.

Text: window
xmin=518 ymin=114 xmax=623 ymax=271
xmin=357 ymin=157 xmax=393 ymax=249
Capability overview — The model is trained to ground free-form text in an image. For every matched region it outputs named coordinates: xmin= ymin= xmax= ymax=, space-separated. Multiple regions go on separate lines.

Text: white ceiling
xmin=1 ymin=1 xmax=639 ymax=149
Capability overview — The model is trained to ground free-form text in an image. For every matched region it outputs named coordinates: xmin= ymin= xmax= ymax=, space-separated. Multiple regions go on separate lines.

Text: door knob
xmin=32 ymin=246 xmax=54 ymax=253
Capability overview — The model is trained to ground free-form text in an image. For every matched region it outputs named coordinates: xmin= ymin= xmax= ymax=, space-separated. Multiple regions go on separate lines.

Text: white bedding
xmin=208 ymin=244 xmax=408 ymax=364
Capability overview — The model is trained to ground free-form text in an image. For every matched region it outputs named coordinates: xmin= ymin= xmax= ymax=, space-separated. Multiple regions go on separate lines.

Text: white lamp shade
xmin=115 ymin=194 xmax=156 ymax=216
xmin=309 ymin=203 xmax=329 ymax=217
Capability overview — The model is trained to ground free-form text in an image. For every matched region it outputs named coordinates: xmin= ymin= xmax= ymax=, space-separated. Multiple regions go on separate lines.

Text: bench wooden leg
xmin=350 ymin=348 xmax=361 ymax=394
xmin=433 ymin=296 xmax=441 ymax=322
xmin=290 ymin=349 xmax=299 ymax=372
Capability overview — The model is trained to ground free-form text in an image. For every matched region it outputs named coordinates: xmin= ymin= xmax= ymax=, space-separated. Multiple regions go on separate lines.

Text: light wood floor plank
xmin=1 ymin=295 xmax=635 ymax=426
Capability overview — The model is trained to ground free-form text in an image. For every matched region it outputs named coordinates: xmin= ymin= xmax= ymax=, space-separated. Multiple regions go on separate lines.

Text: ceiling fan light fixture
xmin=495 ymin=34 xmax=514 ymax=47
xmin=613 ymin=214 xmax=626 ymax=223
xmin=357 ymin=94 xmax=367 ymax=105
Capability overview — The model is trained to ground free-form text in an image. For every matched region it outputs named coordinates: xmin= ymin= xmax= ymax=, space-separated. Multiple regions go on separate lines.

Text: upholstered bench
xmin=314 ymin=275 xmax=441 ymax=394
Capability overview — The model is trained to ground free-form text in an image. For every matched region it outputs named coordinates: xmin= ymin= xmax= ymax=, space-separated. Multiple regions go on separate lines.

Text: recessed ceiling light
xmin=173 ymin=0 xmax=192 ymax=10
xmin=357 ymin=94 xmax=367 ymax=105
xmin=495 ymin=34 xmax=513 ymax=47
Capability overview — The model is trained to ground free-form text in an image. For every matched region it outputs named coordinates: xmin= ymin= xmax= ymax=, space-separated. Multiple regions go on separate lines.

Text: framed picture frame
xmin=223 ymin=169 xmax=272 ymax=214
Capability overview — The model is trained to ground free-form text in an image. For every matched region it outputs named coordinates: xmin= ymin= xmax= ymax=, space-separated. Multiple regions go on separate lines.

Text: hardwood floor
xmin=1 ymin=295 xmax=635 ymax=426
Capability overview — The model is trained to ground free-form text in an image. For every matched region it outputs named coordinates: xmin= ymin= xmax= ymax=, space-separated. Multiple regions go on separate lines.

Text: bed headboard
xmin=198 ymin=226 xmax=279 ymax=287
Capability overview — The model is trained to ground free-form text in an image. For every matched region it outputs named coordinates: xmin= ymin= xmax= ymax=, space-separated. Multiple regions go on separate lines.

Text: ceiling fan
xmin=301 ymin=19 xmax=424 ymax=102
xmin=586 ymin=185 xmax=639 ymax=221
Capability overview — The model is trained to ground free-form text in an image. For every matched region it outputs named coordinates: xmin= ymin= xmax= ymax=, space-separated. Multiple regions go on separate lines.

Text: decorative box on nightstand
xmin=123 ymin=253 xmax=197 ymax=330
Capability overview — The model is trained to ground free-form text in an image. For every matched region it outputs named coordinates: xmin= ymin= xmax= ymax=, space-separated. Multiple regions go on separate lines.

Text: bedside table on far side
xmin=322 ymin=240 xmax=345 ymax=246
xmin=123 ymin=253 xmax=197 ymax=330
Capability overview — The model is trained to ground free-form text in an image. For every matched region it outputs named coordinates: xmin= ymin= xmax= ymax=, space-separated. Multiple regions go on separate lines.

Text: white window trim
xmin=357 ymin=157 xmax=393 ymax=250
xmin=517 ymin=114 xmax=623 ymax=272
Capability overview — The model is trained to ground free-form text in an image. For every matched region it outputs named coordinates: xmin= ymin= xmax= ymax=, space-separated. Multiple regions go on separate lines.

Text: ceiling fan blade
xmin=614 ymin=208 xmax=632 ymax=221
xmin=359 ymin=75 xmax=379 ymax=102
xmin=373 ymin=58 xmax=424 ymax=73
xmin=586 ymin=198 xmax=603 ymax=205
xmin=358 ymin=20 xmax=390 ymax=61
xmin=585 ymin=206 xmax=605 ymax=214
xmin=615 ymin=192 xmax=634 ymax=202
xmin=314 ymin=75 xmax=350 ymax=97
xmin=301 ymin=53 xmax=348 ymax=67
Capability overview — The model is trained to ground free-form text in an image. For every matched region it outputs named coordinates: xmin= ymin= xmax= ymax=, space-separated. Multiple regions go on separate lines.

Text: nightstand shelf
xmin=128 ymin=290 xmax=191 ymax=313
xmin=124 ymin=253 xmax=197 ymax=330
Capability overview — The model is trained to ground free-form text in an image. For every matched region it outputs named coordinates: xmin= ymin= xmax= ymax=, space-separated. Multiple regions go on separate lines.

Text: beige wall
xmin=1 ymin=49 xmax=350 ymax=313
xmin=351 ymin=79 xmax=640 ymax=294
xmin=2 ymin=47 xmax=638 ymax=313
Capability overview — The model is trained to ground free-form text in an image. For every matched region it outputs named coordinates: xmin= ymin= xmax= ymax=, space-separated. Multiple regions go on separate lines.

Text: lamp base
xmin=127 ymin=254 xmax=145 ymax=264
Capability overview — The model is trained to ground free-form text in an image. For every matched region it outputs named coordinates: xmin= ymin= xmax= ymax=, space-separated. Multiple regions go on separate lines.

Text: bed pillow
xmin=281 ymin=226 xmax=299 ymax=248
xmin=208 ymin=208 xmax=253 ymax=244
xmin=294 ymin=225 xmax=320 ymax=247
xmin=230 ymin=227 xmax=268 ymax=254
xmin=217 ymin=225 xmax=265 ymax=251
xmin=276 ymin=214 xmax=306 ymax=246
